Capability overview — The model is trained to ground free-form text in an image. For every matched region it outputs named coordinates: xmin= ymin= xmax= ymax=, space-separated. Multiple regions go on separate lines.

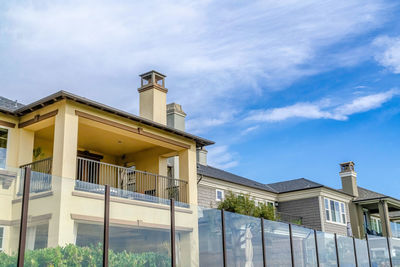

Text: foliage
xmin=0 ymin=244 xmax=170 ymax=267
xmin=217 ymin=191 xmax=276 ymax=221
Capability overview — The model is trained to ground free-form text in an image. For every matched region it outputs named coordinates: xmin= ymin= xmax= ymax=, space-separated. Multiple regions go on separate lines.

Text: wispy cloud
xmin=373 ymin=35 xmax=400 ymax=74
xmin=207 ymin=145 xmax=239 ymax=169
xmin=0 ymin=0 xmax=390 ymax=129
xmin=246 ymin=89 xmax=399 ymax=123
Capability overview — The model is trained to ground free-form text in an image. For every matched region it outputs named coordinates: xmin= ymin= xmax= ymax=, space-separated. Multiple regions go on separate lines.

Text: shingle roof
xmin=197 ymin=164 xmax=278 ymax=193
xmin=267 ymin=178 xmax=323 ymax=193
xmin=0 ymin=96 xmax=24 ymax=112
xmin=355 ymin=187 xmax=387 ymax=201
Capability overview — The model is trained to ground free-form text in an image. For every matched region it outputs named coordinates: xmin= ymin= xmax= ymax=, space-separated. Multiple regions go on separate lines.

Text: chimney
xmin=340 ymin=161 xmax=358 ymax=197
xmin=138 ymin=70 xmax=168 ymax=125
xmin=197 ymin=147 xmax=208 ymax=166
xmin=167 ymin=103 xmax=186 ymax=131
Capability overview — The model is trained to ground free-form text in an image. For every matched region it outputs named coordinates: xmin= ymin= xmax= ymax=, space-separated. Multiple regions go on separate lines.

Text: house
xmin=195 ymin=150 xmax=400 ymax=238
xmin=0 ymin=70 xmax=213 ymax=265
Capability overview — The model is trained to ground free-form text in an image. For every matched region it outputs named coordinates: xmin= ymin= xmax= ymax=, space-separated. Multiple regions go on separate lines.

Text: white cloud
xmin=373 ymin=36 xmax=400 ymax=73
xmin=207 ymin=145 xmax=238 ymax=169
xmin=246 ymin=89 xmax=399 ymax=123
xmin=0 ymin=0 xmax=390 ymax=131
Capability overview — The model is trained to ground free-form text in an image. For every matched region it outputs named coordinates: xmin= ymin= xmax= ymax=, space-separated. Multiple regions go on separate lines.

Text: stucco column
xmin=17 ymin=129 xmax=34 ymax=167
xmin=178 ymin=146 xmax=197 ymax=205
xmin=52 ymin=105 xmax=78 ymax=179
xmin=378 ymin=200 xmax=392 ymax=237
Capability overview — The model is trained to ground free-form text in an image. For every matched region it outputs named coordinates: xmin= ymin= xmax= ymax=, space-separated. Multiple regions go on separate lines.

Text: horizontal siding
xmin=278 ymin=197 xmax=322 ymax=230
xmin=198 ymin=185 xmax=221 ymax=208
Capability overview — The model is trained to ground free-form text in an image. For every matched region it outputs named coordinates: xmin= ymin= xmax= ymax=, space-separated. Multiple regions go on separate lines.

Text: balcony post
xmin=314 ymin=229 xmax=320 ymax=267
xmin=261 ymin=218 xmax=266 ymax=267
xmin=365 ymin=234 xmax=372 ymax=267
xmin=221 ymin=209 xmax=227 ymax=267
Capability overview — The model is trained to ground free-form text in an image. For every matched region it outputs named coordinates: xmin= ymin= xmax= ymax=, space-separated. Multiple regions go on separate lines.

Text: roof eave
xmin=12 ymin=91 xmax=214 ymax=147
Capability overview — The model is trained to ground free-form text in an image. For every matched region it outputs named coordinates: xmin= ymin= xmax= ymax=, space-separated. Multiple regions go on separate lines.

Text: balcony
xmin=19 ymin=157 xmax=188 ymax=203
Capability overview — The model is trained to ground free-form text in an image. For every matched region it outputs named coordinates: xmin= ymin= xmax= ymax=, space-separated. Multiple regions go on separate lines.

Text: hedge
xmin=0 ymin=244 xmax=170 ymax=267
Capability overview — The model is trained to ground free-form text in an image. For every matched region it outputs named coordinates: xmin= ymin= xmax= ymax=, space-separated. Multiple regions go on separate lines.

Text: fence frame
xmin=17 ymin=167 xmax=31 ymax=267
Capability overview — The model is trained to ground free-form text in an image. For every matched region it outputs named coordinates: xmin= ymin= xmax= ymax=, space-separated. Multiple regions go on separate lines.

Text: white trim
xmin=216 ymin=189 xmax=224 ymax=202
xmin=0 ymin=226 xmax=4 ymax=252
xmin=324 ymin=197 xmax=347 ymax=225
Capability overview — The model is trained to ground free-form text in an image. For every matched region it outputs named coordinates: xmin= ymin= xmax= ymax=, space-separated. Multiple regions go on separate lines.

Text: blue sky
xmin=1 ymin=0 xmax=400 ymax=197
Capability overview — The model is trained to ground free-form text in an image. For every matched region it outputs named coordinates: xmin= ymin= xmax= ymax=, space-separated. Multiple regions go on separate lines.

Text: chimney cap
xmin=167 ymin=103 xmax=186 ymax=116
xmin=340 ymin=161 xmax=355 ymax=172
xmin=139 ymin=70 xmax=166 ymax=78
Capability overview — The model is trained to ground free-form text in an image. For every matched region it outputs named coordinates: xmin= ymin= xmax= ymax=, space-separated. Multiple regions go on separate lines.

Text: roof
xmin=0 ymin=96 xmax=24 ymax=112
xmin=197 ymin=164 xmax=278 ymax=193
xmin=355 ymin=187 xmax=387 ymax=201
xmin=267 ymin=178 xmax=323 ymax=193
xmin=1 ymin=90 xmax=214 ymax=147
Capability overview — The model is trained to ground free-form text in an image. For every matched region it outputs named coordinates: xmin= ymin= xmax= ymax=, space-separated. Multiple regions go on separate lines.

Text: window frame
xmin=0 ymin=127 xmax=9 ymax=170
xmin=0 ymin=226 xmax=4 ymax=252
xmin=324 ymin=197 xmax=347 ymax=225
xmin=215 ymin=189 xmax=224 ymax=202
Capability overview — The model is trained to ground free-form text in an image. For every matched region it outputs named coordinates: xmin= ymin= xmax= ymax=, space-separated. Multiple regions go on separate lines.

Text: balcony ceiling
xmin=78 ymin=123 xmax=156 ymax=156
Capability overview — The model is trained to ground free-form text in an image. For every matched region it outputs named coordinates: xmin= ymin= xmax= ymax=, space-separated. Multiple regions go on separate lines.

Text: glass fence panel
xmin=197 ymin=206 xmax=223 ymax=267
xmin=291 ymin=225 xmax=318 ymax=267
xmin=264 ymin=220 xmax=292 ymax=267
xmin=23 ymin=172 xmax=104 ymax=266
xmin=316 ymin=231 xmax=337 ymax=267
xmin=109 ymin=186 xmax=171 ymax=267
xmin=0 ymin=167 xmax=22 ymax=266
xmin=337 ymin=235 xmax=356 ymax=267
xmin=392 ymin=222 xmax=400 ymax=239
xmin=225 ymin=211 xmax=264 ymax=267
xmin=368 ymin=235 xmax=391 ymax=267
xmin=390 ymin=238 xmax=400 ymax=267
xmin=355 ymin=238 xmax=370 ymax=267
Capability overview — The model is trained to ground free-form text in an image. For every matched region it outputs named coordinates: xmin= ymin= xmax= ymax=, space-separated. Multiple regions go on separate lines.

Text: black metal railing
xmin=19 ymin=157 xmax=53 ymax=194
xmin=75 ymin=157 xmax=188 ymax=203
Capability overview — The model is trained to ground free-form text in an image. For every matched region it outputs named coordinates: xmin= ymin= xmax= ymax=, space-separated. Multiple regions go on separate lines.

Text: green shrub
xmin=0 ymin=244 xmax=170 ymax=267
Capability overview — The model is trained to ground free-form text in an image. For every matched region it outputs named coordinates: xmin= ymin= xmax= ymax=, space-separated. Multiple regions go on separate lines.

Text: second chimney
xmin=138 ymin=70 xmax=168 ymax=125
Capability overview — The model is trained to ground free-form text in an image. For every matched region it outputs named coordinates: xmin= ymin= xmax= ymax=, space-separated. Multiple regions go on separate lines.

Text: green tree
xmin=217 ymin=191 xmax=276 ymax=221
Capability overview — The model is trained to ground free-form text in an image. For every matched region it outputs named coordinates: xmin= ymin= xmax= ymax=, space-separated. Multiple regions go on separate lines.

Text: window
xmin=370 ymin=217 xmax=382 ymax=234
xmin=216 ymin=189 xmax=224 ymax=201
xmin=0 ymin=226 xmax=4 ymax=252
xmin=324 ymin=198 xmax=346 ymax=224
xmin=0 ymin=128 xmax=8 ymax=169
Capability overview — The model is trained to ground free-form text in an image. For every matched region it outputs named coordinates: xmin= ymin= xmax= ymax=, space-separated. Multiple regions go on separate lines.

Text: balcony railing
xmin=19 ymin=157 xmax=53 ymax=194
xmin=75 ymin=157 xmax=188 ymax=203
xmin=276 ymin=211 xmax=303 ymax=225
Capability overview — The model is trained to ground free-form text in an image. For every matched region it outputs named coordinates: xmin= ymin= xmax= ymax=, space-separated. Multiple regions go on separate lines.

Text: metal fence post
xmin=334 ymin=233 xmax=340 ymax=267
xmin=314 ymin=229 xmax=320 ymax=267
xmin=17 ymin=167 xmax=31 ymax=267
xmin=352 ymin=237 xmax=359 ymax=267
xmin=170 ymin=198 xmax=176 ymax=267
xmin=387 ymin=236 xmax=393 ymax=267
xmin=289 ymin=224 xmax=295 ymax=267
xmin=221 ymin=209 xmax=227 ymax=267
xmin=261 ymin=218 xmax=266 ymax=267
xmin=103 ymin=185 xmax=110 ymax=267
xmin=365 ymin=234 xmax=372 ymax=267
